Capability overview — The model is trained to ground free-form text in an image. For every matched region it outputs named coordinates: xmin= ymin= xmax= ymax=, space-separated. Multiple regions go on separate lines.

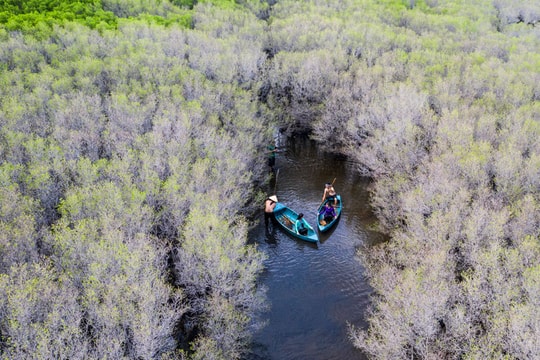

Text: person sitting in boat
xmin=322 ymin=182 xmax=338 ymax=207
xmin=319 ymin=202 xmax=336 ymax=224
xmin=264 ymin=195 xmax=278 ymax=227
xmin=295 ymin=213 xmax=309 ymax=236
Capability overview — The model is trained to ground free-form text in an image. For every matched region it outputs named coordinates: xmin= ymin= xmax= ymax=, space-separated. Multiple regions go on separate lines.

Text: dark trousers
xmin=265 ymin=212 xmax=273 ymax=226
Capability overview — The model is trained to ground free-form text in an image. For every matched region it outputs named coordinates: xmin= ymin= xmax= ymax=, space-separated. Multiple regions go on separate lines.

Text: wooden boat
xmin=273 ymin=203 xmax=319 ymax=243
xmin=317 ymin=195 xmax=342 ymax=232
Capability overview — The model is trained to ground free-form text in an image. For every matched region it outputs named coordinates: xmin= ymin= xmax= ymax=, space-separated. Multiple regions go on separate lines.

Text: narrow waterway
xmin=247 ymin=135 xmax=384 ymax=360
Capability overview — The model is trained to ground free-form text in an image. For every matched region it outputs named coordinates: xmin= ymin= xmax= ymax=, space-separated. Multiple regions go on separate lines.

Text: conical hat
xmin=269 ymin=195 xmax=278 ymax=202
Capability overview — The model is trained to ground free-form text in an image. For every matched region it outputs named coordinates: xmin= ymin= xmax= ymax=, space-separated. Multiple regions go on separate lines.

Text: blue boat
xmin=273 ymin=203 xmax=319 ymax=243
xmin=317 ymin=195 xmax=342 ymax=232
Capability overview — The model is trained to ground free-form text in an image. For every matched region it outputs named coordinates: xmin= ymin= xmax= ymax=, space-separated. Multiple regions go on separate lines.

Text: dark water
xmin=247 ymin=136 xmax=384 ymax=360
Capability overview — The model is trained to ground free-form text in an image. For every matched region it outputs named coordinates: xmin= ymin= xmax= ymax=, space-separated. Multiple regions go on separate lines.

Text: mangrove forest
xmin=0 ymin=0 xmax=539 ymax=358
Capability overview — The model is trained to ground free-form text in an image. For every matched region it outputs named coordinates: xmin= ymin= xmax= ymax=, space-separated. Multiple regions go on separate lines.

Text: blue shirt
xmin=295 ymin=219 xmax=307 ymax=233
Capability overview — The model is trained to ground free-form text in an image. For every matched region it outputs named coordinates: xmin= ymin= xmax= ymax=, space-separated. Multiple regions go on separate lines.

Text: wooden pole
xmin=273 ymin=168 xmax=280 ymax=195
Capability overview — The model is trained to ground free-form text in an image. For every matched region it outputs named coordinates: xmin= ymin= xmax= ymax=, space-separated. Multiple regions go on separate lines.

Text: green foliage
xmin=2 ymin=0 xmax=537 ymax=358
xmin=0 ymin=263 xmax=87 ymax=359
xmin=0 ymin=166 xmax=39 ymax=273
xmin=198 ymin=0 xmax=238 ymax=10
xmin=51 ymin=180 xmax=184 ymax=358
xmin=0 ymin=3 xmax=270 ymax=357
xmin=0 ymin=2 xmax=118 ymax=36
xmin=172 ymin=0 xmax=196 ymax=8
xmin=176 ymin=204 xmax=267 ymax=359
xmin=0 ymin=0 xmax=198 ymax=36
xmin=133 ymin=12 xmax=193 ymax=28
xmin=261 ymin=0 xmax=540 ymax=358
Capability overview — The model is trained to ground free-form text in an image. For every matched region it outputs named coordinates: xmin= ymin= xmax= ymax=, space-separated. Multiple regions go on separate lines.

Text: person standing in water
xmin=267 ymin=141 xmax=277 ymax=172
xmin=264 ymin=195 xmax=278 ymax=227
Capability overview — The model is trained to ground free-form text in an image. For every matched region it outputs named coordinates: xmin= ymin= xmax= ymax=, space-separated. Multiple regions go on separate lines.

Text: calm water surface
xmin=247 ymin=136 xmax=384 ymax=360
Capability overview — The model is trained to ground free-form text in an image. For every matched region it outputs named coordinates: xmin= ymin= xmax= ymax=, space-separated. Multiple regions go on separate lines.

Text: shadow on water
xmin=246 ymin=135 xmax=383 ymax=360
xmin=317 ymin=216 xmax=341 ymax=245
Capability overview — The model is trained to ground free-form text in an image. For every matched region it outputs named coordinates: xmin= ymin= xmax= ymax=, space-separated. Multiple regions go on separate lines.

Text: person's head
xmin=297 ymin=213 xmax=304 ymax=220
xmin=325 ymin=203 xmax=332 ymax=208
xmin=325 ymin=183 xmax=331 ymax=188
xmin=268 ymin=195 xmax=278 ymax=203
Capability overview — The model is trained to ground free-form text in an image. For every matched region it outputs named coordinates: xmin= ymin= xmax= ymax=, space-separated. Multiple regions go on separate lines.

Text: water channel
xmin=247 ymin=135 xmax=385 ymax=360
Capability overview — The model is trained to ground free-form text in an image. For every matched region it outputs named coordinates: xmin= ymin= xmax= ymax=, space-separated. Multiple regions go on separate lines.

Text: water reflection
xmin=247 ymin=136 xmax=379 ymax=360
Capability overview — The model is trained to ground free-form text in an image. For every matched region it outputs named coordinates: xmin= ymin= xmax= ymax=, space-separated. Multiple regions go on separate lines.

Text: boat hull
xmin=273 ymin=203 xmax=319 ymax=243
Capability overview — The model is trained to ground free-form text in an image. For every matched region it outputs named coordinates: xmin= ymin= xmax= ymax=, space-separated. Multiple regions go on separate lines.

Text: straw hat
xmin=268 ymin=195 xmax=278 ymax=202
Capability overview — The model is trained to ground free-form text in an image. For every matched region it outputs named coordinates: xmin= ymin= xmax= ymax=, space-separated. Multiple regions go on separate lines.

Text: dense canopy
xmin=1 ymin=0 xmax=539 ymax=359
